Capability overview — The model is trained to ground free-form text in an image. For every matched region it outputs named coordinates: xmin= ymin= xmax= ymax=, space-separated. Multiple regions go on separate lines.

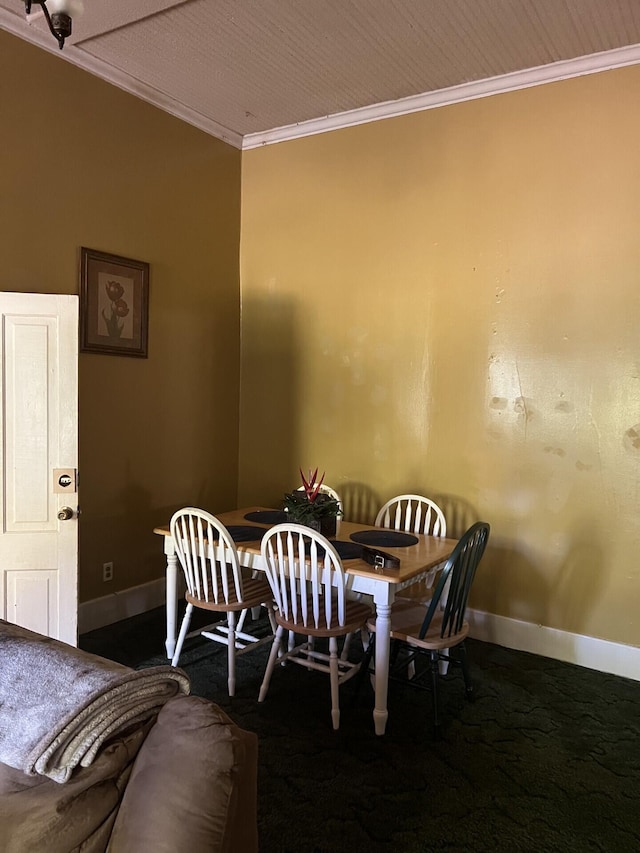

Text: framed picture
xmin=79 ymin=247 xmax=149 ymax=357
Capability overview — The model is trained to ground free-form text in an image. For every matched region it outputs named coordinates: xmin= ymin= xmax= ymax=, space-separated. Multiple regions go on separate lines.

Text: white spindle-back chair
xmin=375 ymin=494 xmax=446 ymax=537
xmin=170 ymin=507 xmax=275 ymax=696
xmin=374 ymin=493 xmax=449 ymax=672
xmin=375 ymin=494 xmax=447 ymax=602
xmin=258 ymin=523 xmax=372 ymax=730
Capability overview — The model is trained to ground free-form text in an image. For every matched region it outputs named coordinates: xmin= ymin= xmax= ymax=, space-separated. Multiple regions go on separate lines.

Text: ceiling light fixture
xmin=25 ymin=0 xmax=78 ymax=50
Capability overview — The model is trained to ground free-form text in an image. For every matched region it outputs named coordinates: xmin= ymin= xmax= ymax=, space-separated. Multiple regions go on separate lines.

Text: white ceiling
xmin=2 ymin=0 xmax=640 ymax=149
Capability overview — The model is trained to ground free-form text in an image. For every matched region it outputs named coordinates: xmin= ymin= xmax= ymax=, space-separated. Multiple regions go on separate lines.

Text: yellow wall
xmin=240 ymin=65 xmax=640 ymax=647
xmin=3 ymin=28 xmax=639 ymax=648
xmin=1 ymin=32 xmax=242 ymax=602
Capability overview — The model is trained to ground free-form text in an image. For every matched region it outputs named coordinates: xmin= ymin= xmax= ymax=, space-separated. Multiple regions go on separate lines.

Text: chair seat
xmin=367 ymin=599 xmax=469 ymax=651
xmin=171 ymin=507 xmax=278 ymax=698
xmin=259 ymin=522 xmax=375 ymax=730
xmin=186 ymin=577 xmax=273 ymax=612
xmin=276 ymin=599 xmax=372 ymax=638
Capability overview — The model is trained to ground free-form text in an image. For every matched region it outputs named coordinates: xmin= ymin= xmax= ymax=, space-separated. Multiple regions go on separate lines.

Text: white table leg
xmin=164 ymin=538 xmax=178 ymax=660
xmin=372 ymin=591 xmax=393 ymax=736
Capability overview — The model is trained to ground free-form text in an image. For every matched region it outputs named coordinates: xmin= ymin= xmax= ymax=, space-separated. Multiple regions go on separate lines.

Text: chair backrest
xmin=260 ymin=523 xmax=348 ymax=630
xmin=170 ymin=507 xmax=245 ymax=605
xmin=375 ymin=494 xmax=447 ymax=537
xmin=420 ymin=521 xmax=490 ymax=640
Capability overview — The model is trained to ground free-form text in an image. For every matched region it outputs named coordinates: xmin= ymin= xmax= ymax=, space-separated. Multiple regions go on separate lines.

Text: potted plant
xmin=282 ymin=469 xmax=342 ymax=537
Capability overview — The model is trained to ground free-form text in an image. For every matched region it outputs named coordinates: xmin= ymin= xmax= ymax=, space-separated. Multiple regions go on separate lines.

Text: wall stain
xmin=624 ymin=425 xmax=640 ymax=452
xmin=555 ymin=400 xmax=574 ymax=413
xmin=514 ymin=396 xmax=535 ymax=421
xmin=490 ymin=396 xmax=508 ymax=410
xmin=544 ymin=446 xmax=566 ymax=457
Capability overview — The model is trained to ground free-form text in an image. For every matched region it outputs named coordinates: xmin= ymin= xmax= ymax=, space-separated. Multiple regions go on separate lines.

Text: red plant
xmin=300 ymin=467 xmax=325 ymax=503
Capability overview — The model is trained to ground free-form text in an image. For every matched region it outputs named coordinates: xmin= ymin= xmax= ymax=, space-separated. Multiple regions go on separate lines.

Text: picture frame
xmin=79 ymin=247 xmax=149 ymax=357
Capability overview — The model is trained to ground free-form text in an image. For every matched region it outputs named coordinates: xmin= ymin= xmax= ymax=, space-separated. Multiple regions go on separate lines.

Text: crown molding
xmin=71 ymin=49 xmax=244 ymax=148
xmin=3 ymin=9 xmax=640 ymax=153
xmin=0 ymin=8 xmax=243 ymax=149
xmin=242 ymin=42 xmax=640 ymax=150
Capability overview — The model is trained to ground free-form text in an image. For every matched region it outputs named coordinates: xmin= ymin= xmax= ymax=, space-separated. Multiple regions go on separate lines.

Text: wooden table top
xmin=154 ymin=506 xmax=458 ymax=586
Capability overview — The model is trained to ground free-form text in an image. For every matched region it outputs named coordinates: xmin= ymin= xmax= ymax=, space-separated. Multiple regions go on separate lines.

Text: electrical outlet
xmin=102 ymin=561 xmax=114 ymax=582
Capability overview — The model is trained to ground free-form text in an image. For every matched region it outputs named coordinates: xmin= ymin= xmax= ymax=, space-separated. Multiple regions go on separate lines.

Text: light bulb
xmin=24 ymin=0 xmax=83 ymax=48
xmin=48 ymin=0 xmax=83 ymax=15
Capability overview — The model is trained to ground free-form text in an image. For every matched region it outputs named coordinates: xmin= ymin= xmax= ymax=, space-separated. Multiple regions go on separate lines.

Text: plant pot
xmin=282 ymin=493 xmax=338 ymax=538
xmin=313 ymin=516 xmax=337 ymax=538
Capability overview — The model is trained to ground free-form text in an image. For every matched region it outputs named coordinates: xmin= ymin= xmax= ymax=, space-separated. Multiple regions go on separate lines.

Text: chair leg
xmin=390 ymin=638 xmax=403 ymax=667
xmin=458 ymin=641 xmax=474 ymax=700
xmin=171 ymin=603 xmax=193 ymax=667
xmin=227 ymin=610 xmax=237 ymax=697
xmin=329 ymin=636 xmax=340 ymax=730
xmin=259 ymin=626 xmax=284 ymax=702
xmin=430 ymin=650 xmax=441 ymax=732
xmin=236 ymin=608 xmax=248 ymax=633
xmin=394 ymin=640 xmax=416 ymax=680
xmin=250 ymin=569 xmax=262 ymax=620
xmin=341 ymin=631 xmax=354 ymax=661
xmin=439 ymin=647 xmax=450 ymax=676
xmin=306 ymin=636 xmax=315 ymax=669
xmin=356 ymin=632 xmax=375 ymax=694
xmin=265 ymin=603 xmax=277 ymax=635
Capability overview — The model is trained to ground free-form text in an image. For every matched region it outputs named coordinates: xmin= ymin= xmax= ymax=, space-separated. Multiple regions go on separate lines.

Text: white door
xmin=0 ymin=292 xmax=78 ymax=645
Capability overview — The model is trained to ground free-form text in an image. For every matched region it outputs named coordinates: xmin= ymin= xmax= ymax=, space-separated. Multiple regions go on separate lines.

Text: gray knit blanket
xmin=0 ymin=620 xmax=190 ymax=783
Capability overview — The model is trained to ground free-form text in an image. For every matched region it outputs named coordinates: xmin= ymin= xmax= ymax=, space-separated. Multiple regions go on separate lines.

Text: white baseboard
xmin=79 ymin=585 xmax=640 ymax=682
xmin=78 ymin=578 xmax=167 ymax=635
xmin=467 ymin=608 xmax=640 ymax=682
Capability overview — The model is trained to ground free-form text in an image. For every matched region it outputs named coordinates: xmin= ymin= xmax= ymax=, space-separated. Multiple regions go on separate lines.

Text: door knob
xmin=57 ymin=506 xmax=74 ymax=521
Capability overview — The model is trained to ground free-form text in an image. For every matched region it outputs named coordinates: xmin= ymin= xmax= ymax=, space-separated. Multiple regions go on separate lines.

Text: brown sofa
xmin=0 ymin=652 xmax=258 ymax=853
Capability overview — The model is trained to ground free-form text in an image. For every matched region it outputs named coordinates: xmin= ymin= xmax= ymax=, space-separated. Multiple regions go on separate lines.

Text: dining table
xmin=154 ymin=506 xmax=458 ymax=736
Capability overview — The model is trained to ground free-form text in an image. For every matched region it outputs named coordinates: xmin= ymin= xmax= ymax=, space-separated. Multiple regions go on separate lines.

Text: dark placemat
xmin=221 ymin=525 xmax=268 ymax=542
xmin=244 ymin=510 xmax=288 ymax=525
xmin=304 ymin=540 xmax=364 ymax=561
xmin=332 ymin=540 xmax=365 ymax=561
xmin=349 ymin=529 xmax=419 ymax=547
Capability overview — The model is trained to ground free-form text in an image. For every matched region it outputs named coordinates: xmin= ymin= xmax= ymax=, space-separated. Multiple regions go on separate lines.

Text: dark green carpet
xmin=81 ymin=609 xmax=640 ymax=853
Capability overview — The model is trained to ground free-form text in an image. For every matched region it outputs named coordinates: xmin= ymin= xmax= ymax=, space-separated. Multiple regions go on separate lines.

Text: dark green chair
xmin=362 ymin=520 xmax=490 ymax=733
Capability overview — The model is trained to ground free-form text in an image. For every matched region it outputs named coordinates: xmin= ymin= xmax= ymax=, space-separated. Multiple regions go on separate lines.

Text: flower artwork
xmin=102 ymin=280 xmax=130 ymax=339
xmin=80 ymin=248 xmax=149 ymax=357
xmin=283 ymin=468 xmax=341 ymax=536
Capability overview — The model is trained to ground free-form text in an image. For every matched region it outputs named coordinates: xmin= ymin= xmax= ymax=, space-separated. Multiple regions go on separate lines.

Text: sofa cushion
xmin=107 ymin=695 xmax=258 ymax=853
xmin=0 ymin=722 xmax=150 ymax=853
xmin=0 ymin=619 xmax=190 ymax=784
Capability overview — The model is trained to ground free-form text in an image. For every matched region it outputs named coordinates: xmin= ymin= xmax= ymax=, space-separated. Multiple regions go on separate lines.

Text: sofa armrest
xmin=107 ymin=695 xmax=258 ymax=853
xmin=0 ymin=722 xmax=150 ymax=853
